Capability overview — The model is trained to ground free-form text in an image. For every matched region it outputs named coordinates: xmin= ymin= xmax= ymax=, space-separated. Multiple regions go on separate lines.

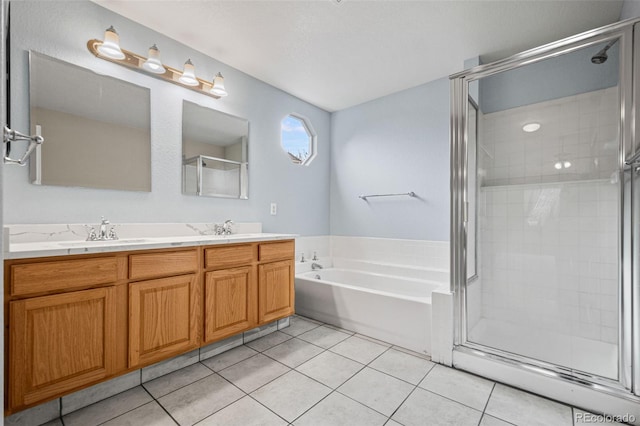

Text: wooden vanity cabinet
xmin=258 ymin=241 xmax=295 ymax=323
xmin=203 ymin=244 xmax=257 ymax=343
xmin=4 ymin=239 xmax=295 ymax=414
xmin=5 ymin=255 xmax=126 ymax=412
xmin=128 ymin=249 xmax=200 ymax=368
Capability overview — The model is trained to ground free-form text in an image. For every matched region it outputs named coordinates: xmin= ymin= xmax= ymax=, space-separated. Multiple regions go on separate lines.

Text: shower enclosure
xmin=450 ymin=18 xmax=640 ymax=401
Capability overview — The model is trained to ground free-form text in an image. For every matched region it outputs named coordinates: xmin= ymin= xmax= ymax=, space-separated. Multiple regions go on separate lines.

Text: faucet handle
xmin=312 ymin=251 xmax=318 ymax=261
xmin=108 ymin=225 xmax=118 ymax=240
xmin=223 ymin=220 xmax=234 ymax=235
xmin=84 ymin=225 xmax=97 ymax=241
xmin=300 ymin=252 xmax=306 ymax=263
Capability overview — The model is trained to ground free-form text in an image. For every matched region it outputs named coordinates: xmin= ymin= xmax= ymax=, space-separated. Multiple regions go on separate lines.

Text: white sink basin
xmin=58 ymin=238 xmax=150 ymax=247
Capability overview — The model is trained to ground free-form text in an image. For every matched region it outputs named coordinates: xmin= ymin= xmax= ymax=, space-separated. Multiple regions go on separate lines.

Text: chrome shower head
xmin=591 ymin=39 xmax=617 ymax=64
xmin=591 ymin=50 xmax=608 ymax=64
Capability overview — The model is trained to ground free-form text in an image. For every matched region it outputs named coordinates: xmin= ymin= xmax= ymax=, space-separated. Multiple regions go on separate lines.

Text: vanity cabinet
xmin=203 ymin=244 xmax=257 ymax=343
xmin=127 ymin=249 xmax=201 ymax=368
xmin=9 ymin=287 xmax=117 ymax=408
xmin=204 ymin=266 xmax=256 ymax=342
xmin=258 ymin=241 xmax=295 ymax=323
xmin=129 ymin=274 xmax=200 ymax=367
xmin=4 ymin=239 xmax=294 ymax=414
xmin=5 ymin=255 xmax=125 ymax=412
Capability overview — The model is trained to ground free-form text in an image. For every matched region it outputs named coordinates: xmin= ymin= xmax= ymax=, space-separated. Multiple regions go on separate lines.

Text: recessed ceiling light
xmin=522 ymin=122 xmax=541 ymax=133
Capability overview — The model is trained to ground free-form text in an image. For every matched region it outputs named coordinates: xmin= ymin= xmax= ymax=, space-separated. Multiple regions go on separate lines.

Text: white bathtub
xmin=295 ymin=266 xmax=447 ymax=355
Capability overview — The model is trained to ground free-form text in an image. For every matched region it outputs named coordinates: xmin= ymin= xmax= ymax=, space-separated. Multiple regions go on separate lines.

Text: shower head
xmin=591 ymin=39 xmax=617 ymax=64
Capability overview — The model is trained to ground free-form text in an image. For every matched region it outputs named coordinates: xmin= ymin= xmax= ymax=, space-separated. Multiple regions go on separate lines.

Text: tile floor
xmin=46 ymin=316 xmax=626 ymax=426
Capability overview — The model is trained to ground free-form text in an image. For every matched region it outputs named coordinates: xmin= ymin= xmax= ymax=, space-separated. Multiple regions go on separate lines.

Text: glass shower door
xmin=463 ymin=38 xmax=624 ymax=381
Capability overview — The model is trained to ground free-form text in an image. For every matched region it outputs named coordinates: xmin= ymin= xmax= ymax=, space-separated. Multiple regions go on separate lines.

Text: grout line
xmin=481 ymin=382 xmax=496 ymax=414
xmin=246 ymin=393 xmax=292 ymax=424
xmin=138 ymin=384 xmax=180 ymax=426
xmin=202 ymin=347 xmax=261 ymax=373
xmin=334 ymin=388 xmax=395 ymax=419
xmin=476 ymin=384 xmax=497 ymax=426
xmin=245 ymin=332 xmax=294 ymax=353
xmin=142 ymin=362 xmax=214 ymax=399
xmin=90 ymin=389 xmax=156 ymax=426
xmin=61 ymin=386 xmax=151 ymax=426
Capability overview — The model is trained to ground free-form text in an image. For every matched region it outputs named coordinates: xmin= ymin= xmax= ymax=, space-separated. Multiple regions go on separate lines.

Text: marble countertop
xmin=4 ymin=223 xmax=296 ymax=259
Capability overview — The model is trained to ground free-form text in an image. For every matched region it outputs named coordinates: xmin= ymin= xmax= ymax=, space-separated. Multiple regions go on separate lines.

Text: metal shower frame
xmin=450 ymin=17 xmax=640 ymax=400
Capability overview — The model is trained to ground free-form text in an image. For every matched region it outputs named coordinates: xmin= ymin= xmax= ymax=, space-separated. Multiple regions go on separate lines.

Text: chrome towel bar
xmin=359 ymin=191 xmax=416 ymax=200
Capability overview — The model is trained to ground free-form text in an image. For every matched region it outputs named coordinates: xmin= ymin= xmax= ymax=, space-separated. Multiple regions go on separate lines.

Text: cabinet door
xmin=204 ymin=266 xmax=256 ymax=343
xmin=9 ymin=287 xmax=116 ymax=410
xmin=129 ymin=274 xmax=200 ymax=367
xmin=258 ymin=260 xmax=294 ymax=324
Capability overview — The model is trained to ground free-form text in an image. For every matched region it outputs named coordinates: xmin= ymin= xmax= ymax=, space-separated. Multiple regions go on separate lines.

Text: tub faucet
xmin=311 ymin=263 xmax=323 ymax=270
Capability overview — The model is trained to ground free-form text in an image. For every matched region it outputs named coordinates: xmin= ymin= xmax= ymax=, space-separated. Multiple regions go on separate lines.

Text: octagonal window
xmin=281 ymin=113 xmax=317 ymax=165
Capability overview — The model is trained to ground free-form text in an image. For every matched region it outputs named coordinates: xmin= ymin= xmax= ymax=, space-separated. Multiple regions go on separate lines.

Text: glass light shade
xmin=210 ymin=72 xmax=228 ymax=97
xmin=554 ymin=162 xmax=563 ymax=170
xmin=522 ymin=122 xmax=541 ymax=133
xmin=178 ymin=59 xmax=199 ymax=86
xmin=142 ymin=44 xmax=165 ymax=74
xmin=563 ymin=161 xmax=572 ymax=168
xmin=97 ymin=26 xmax=125 ymax=60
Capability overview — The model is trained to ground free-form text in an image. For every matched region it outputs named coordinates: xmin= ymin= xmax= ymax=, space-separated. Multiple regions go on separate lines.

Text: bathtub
xmin=295 ymin=265 xmax=447 ymax=355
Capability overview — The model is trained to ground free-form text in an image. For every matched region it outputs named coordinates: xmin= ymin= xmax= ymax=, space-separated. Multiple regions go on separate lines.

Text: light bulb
xmin=142 ymin=44 xmax=165 ymax=74
xmin=97 ymin=26 xmax=125 ymax=60
xmin=178 ymin=59 xmax=199 ymax=86
xmin=563 ymin=161 xmax=571 ymax=169
xmin=522 ymin=122 xmax=541 ymax=133
xmin=554 ymin=162 xmax=562 ymax=170
xmin=210 ymin=72 xmax=228 ymax=97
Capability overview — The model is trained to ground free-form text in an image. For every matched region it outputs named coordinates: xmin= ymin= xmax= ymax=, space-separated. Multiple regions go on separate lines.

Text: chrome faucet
xmin=214 ymin=220 xmax=234 ymax=235
xmin=86 ymin=216 xmax=118 ymax=241
xmin=311 ymin=263 xmax=323 ymax=270
xmin=223 ymin=220 xmax=234 ymax=235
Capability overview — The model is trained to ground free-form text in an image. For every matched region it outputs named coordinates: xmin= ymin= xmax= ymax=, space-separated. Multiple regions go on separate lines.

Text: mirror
xmin=182 ymin=100 xmax=249 ymax=199
xmin=29 ymin=51 xmax=151 ymax=191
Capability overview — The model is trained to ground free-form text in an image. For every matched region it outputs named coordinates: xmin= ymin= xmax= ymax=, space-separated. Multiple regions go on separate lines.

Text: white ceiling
xmin=93 ymin=0 xmax=624 ymax=112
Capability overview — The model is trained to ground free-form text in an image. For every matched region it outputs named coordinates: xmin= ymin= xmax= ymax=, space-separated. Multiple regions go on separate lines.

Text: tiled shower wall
xmin=476 ymin=87 xmax=619 ymax=345
xmin=478 ymin=181 xmax=618 ymax=344
xmin=480 ymin=87 xmax=618 ymax=186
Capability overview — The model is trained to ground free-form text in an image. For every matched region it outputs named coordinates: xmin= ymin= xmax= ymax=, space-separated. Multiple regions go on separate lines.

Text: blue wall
xmin=330 ymin=79 xmax=450 ymax=241
xmin=621 ymin=0 xmax=640 ymax=19
xmin=6 ymin=1 xmax=331 ymax=236
xmin=479 ymin=40 xmax=619 ymax=113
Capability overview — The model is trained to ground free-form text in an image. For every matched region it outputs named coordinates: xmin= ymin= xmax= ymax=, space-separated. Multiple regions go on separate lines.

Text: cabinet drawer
xmin=11 ymin=257 xmax=119 ymax=296
xmin=259 ymin=241 xmax=294 ymax=262
xmin=205 ymin=244 xmax=255 ymax=269
xmin=129 ymin=250 xmax=198 ymax=280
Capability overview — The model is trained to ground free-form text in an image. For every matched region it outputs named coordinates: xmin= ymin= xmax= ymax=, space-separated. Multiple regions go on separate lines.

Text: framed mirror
xmin=29 ymin=51 xmax=151 ymax=191
xmin=182 ymin=100 xmax=249 ymax=199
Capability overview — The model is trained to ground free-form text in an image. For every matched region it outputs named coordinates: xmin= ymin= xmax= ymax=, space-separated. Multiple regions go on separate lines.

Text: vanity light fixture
xmin=142 ymin=44 xmax=165 ymax=74
xmin=87 ymin=26 xmax=227 ymax=99
xmin=179 ymin=59 xmax=199 ymax=86
xmin=211 ymin=72 xmax=228 ymax=97
xmin=96 ymin=26 xmax=125 ymax=60
xmin=522 ymin=122 xmax=541 ymax=133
